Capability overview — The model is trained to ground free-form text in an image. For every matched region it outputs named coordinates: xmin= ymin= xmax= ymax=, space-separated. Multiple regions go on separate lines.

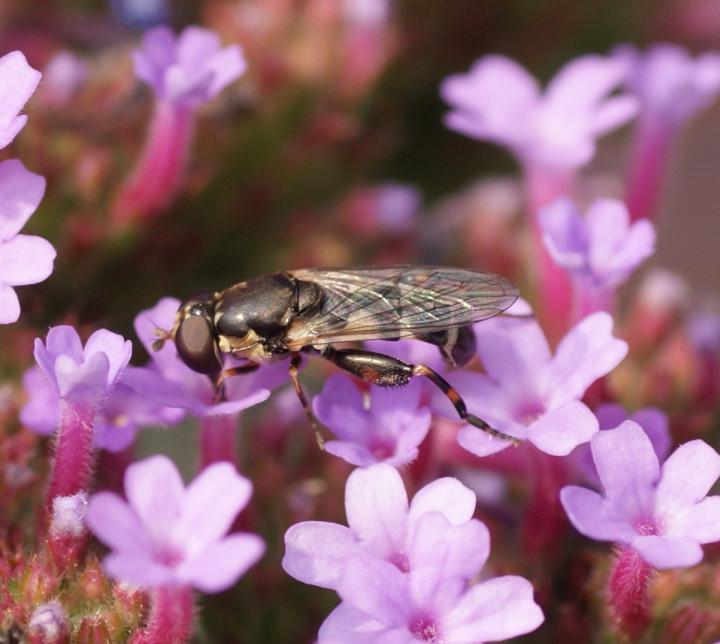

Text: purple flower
xmin=615 ymin=43 xmax=720 ymax=126
xmin=283 ymin=464 xmax=543 ymax=642
xmin=0 ymin=51 xmax=41 ymax=148
xmin=86 ymin=454 xmax=265 ymax=593
xmin=21 ymin=366 xmax=183 ymax=452
xmin=540 ymin=197 xmax=655 ymax=291
xmin=313 ymin=374 xmax=431 ymax=466
xmin=33 ymin=326 xmax=132 ymax=403
xmin=125 ymin=297 xmax=286 ymax=418
xmin=440 ymin=54 xmax=638 ymax=168
xmin=0 ymin=159 xmax=55 ymax=324
xmin=440 ymin=311 xmax=627 ymax=457
xmin=132 ymin=25 xmax=247 ymax=108
xmin=560 ymin=421 xmax=720 ymax=568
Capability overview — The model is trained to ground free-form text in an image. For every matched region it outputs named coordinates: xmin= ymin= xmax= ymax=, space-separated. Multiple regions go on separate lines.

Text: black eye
xmin=175 ymin=311 xmax=222 ymax=375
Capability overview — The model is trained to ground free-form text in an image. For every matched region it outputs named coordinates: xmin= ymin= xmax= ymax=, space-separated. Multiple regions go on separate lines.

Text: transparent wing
xmin=285 ymin=265 xmax=518 ymax=348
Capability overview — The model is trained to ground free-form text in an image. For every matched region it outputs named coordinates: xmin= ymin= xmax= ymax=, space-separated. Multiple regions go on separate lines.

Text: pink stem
xmin=112 ymin=100 xmax=194 ymax=226
xmin=200 ymin=413 xmax=238 ymax=468
xmin=606 ymin=546 xmax=655 ymax=639
xmin=625 ymin=117 xmax=675 ymax=223
xmin=130 ymin=586 xmax=195 ymax=644
xmin=45 ymin=397 xmax=96 ymax=512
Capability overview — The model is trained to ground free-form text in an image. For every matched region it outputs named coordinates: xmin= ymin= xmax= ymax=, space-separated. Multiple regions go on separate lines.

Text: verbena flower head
xmin=440 ymin=53 xmax=638 ymax=168
xmin=313 ymin=374 xmax=431 ymax=466
xmin=0 ymin=159 xmax=55 ymax=324
xmin=0 ymin=51 xmax=41 ymax=148
xmin=539 ymin=197 xmax=655 ymax=290
xmin=86 ymin=454 xmax=265 ymax=593
xmin=132 ymin=25 xmax=247 ymax=108
xmin=560 ymin=421 xmax=720 ymax=569
xmin=441 ymin=310 xmax=628 ymax=457
xmin=283 ymin=464 xmax=544 ymax=642
xmin=32 ymin=326 xmax=132 ymax=404
xmin=125 ymin=297 xmax=286 ymax=417
xmin=615 ymin=43 xmax=720 ymax=126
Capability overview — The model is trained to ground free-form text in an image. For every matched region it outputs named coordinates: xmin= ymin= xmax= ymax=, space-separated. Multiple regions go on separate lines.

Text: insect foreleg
xmin=212 ymin=362 xmax=261 ymax=403
xmin=319 ymin=347 xmax=518 ymax=444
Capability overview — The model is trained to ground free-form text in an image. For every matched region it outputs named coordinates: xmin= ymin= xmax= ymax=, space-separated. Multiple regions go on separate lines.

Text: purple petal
xmin=444 ymin=576 xmax=544 ymax=641
xmin=336 ymin=557 xmax=410 ymax=626
xmin=0 ymin=52 xmax=41 ymax=148
xmin=592 ymin=421 xmax=660 ymax=500
xmin=177 ymin=533 xmax=264 ymax=593
xmin=677 ymin=496 xmax=720 ymax=543
xmin=344 ymin=465 xmax=409 ymax=556
xmin=440 ymin=55 xmax=539 ymax=147
xmin=474 ymin=316 xmax=552 ymax=387
xmin=20 ymin=367 xmax=59 ymax=434
xmin=54 ymin=352 xmax=110 ymax=399
xmin=176 ymin=462 xmax=252 ymax=547
xmin=407 ymin=514 xmax=490 ymax=587
xmin=323 ymin=440 xmax=384 ymax=467
xmin=0 ymin=160 xmax=46 ymax=240
xmin=283 ymin=522 xmax=361 ymax=589
xmin=408 ymin=477 xmax=477 ymax=525
xmin=0 ymin=284 xmax=20 ymax=324
xmin=123 ymin=455 xmax=185 ymax=536
xmin=547 ymin=312 xmax=628 ymax=404
xmin=656 ymin=440 xmax=720 ymax=508
xmin=313 ymin=374 xmax=369 ymax=441
xmin=539 ymin=197 xmax=588 ymax=269
xmin=559 ymin=486 xmax=638 ymax=543
xmin=318 ymin=602 xmax=388 ymax=643
xmin=84 ymin=329 xmax=132 ymax=387
xmin=632 ymin=535 xmax=704 ymax=569
xmin=102 ymin=552 xmax=178 ymax=588
xmin=86 ymin=491 xmax=149 ymax=555
xmin=457 ymin=424 xmax=514 ymax=457
xmin=527 ymin=400 xmax=598 ymax=455
xmin=0 ymin=235 xmax=55 ymax=285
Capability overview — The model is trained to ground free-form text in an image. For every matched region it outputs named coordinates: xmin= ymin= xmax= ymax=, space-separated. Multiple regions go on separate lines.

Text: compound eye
xmin=175 ymin=313 xmax=222 ymax=375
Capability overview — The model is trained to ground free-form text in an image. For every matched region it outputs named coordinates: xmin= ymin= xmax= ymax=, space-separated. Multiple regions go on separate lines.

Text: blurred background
xmin=4 ymin=0 xmax=715 ymax=350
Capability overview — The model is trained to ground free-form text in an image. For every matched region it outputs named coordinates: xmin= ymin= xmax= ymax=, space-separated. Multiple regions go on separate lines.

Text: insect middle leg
xmin=319 ymin=346 xmax=517 ymax=443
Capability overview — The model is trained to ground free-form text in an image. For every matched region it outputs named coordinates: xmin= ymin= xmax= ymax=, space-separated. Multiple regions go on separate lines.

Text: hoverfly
xmin=160 ymin=266 xmax=519 ymax=442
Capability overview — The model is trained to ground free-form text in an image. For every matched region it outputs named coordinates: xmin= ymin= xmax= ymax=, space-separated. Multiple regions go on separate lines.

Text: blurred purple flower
xmin=40 ymin=52 xmax=88 ymax=106
xmin=0 ymin=51 xmax=41 ymax=148
xmin=33 ymin=326 xmax=132 ymax=404
xmin=284 ymin=464 xmax=543 ymax=642
xmin=109 ymin=0 xmax=169 ymax=28
xmin=313 ymin=374 xmax=431 ymax=466
xmin=540 ymin=197 xmax=655 ymax=290
xmin=440 ymin=54 xmax=638 ymax=168
xmin=617 ymin=44 xmax=720 ymax=222
xmin=561 ymin=421 xmax=720 ymax=568
xmin=86 ymin=454 xmax=264 ymax=593
xmin=442 ymin=311 xmax=627 ymax=457
xmin=132 ymin=25 xmax=247 ymax=108
xmin=615 ymin=43 xmax=720 ymax=125
xmin=125 ymin=297 xmax=286 ymax=418
xmin=0 ymin=159 xmax=55 ymax=324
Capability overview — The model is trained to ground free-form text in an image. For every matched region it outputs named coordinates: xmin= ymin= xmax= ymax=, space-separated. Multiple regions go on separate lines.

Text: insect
xmin=161 ymin=265 xmax=519 ymax=442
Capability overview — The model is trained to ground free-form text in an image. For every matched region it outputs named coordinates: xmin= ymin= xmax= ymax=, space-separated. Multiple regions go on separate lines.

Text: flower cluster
xmin=2 ymin=7 xmax=720 ymax=644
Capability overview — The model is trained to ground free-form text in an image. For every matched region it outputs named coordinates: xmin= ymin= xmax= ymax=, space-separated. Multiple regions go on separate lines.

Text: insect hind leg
xmin=320 ymin=346 xmax=517 ymax=444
